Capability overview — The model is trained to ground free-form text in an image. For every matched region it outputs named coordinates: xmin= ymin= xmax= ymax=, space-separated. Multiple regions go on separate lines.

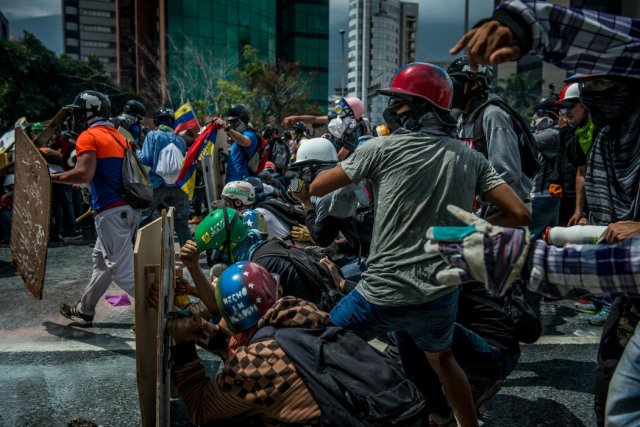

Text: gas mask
xmin=531 ymin=113 xmax=555 ymax=131
xmin=382 ymin=100 xmax=409 ymax=133
xmin=328 ymin=116 xmax=357 ymax=139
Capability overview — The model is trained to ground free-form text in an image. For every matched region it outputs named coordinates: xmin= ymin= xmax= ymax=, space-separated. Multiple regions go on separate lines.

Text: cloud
xmin=1 ymin=0 xmax=61 ymax=21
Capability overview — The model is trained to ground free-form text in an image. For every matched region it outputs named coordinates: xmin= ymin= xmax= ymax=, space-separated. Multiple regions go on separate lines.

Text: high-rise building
xmin=115 ymin=0 xmax=328 ymax=109
xmin=0 ymin=10 xmax=9 ymax=40
xmin=62 ymin=0 xmax=118 ymax=80
xmin=276 ymin=0 xmax=329 ymax=105
xmin=346 ymin=0 xmax=418 ymax=123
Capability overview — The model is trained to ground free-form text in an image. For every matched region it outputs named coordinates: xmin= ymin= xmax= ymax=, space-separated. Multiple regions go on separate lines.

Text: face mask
xmin=451 ymin=78 xmax=466 ymax=109
xmin=328 ymin=116 xmax=357 ymax=139
xmin=580 ymin=84 xmax=632 ymax=128
xmin=382 ymin=107 xmax=405 ymax=132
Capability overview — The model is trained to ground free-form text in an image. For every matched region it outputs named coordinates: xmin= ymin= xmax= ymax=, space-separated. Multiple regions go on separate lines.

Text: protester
xmin=310 ymin=62 xmax=530 ymax=426
xmin=217 ymin=104 xmax=259 ymax=182
xmin=168 ymin=258 xmax=426 ymax=426
xmin=53 ymin=90 xmax=139 ymax=327
xmin=326 ymin=97 xmax=372 ymax=160
xmin=288 ymin=121 xmax=308 ymax=163
xmin=450 ymin=2 xmax=640 ymax=424
xmin=0 ymin=174 xmax=13 ymax=243
xmin=529 ymin=91 xmax=562 ymax=237
xmin=137 ymin=107 xmax=191 ymax=246
xmin=262 ymin=124 xmax=290 ymax=174
xmin=447 ymin=56 xmax=533 ymax=213
xmin=110 ymin=99 xmax=145 ymax=148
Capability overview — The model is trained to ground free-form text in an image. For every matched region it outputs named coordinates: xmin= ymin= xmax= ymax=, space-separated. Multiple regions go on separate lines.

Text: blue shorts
xmin=330 ymin=288 xmax=459 ymax=353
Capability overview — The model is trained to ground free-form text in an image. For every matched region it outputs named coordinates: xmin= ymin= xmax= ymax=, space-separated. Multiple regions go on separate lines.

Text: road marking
xmin=526 ymin=335 xmax=600 ymax=345
xmin=0 ymin=340 xmax=136 ymax=353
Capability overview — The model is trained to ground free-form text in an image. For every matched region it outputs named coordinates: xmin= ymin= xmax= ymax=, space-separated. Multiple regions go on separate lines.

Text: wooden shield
xmin=11 ymin=127 xmax=51 ymax=299
xmin=35 ymin=107 xmax=70 ymax=146
xmin=133 ymin=208 xmax=174 ymax=427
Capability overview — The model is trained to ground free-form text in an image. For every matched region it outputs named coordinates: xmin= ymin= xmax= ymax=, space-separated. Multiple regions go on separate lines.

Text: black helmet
xmin=225 ymin=104 xmax=250 ymax=123
xmin=292 ymin=121 xmax=306 ymax=136
xmin=447 ymin=56 xmax=494 ymax=89
xmin=535 ymin=93 xmax=560 ymax=115
xmin=154 ymin=107 xmax=174 ymax=127
xmin=123 ymin=99 xmax=146 ymax=119
xmin=282 ymin=130 xmax=292 ymax=141
xmin=262 ymin=124 xmax=279 ymax=139
xmin=68 ymin=90 xmax=111 ymax=126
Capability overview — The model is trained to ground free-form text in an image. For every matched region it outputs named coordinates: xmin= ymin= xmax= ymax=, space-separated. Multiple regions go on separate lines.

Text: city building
xmin=0 ymin=10 xmax=8 ymax=40
xmin=113 ymin=0 xmax=328 ymax=110
xmin=497 ymin=0 xmax=640 ymax=98
xmin=276 ymin=0 xmax=329 ymax=105
xmin=62 ymin=0 xmax=118 ymax=81
xmin=346 ymin=0 xmax=418 ymax=123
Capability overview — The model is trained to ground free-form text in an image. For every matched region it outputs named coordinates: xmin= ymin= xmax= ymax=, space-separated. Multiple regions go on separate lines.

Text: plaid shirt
xmin=499 ymin=0 xmax=640 ymax=78
xmin=530 ymin=238 xmax=640 ymax=299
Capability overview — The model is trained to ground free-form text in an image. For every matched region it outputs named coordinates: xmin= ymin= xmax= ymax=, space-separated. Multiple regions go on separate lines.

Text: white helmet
xmin=222 ymin=180 xmax=255 ymax=206
xmin=557 ymin=83 xmax=580 ymax=106
xmin=293 ymin=137 xmax=338 ymax=167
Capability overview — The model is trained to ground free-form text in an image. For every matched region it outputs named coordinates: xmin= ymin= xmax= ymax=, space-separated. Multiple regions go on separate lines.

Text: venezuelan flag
xmin=176 ymin=121 xmax=219 ymax=199
xmin=174 ymin=102 xmax=199 ymax=134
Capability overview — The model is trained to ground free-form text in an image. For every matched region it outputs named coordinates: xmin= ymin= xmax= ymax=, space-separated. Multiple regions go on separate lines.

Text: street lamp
xmin=340 ymin=28 xmax=346 ymax=98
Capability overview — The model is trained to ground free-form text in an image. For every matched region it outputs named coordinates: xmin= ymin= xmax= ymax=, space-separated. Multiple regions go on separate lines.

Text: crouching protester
xmin=167 ymin=261 xmax=427 ymax=426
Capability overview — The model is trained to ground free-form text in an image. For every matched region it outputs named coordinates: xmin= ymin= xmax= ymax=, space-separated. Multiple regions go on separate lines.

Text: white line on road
xmin=0 ymin=340 xmax=136 ymax=353
xmin=526 ymin=335 xmax=601 ymax=345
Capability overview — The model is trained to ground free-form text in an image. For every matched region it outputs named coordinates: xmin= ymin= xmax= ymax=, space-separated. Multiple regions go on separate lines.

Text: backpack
xmin=155 ymin=142 xmax=184 ymax=185
xmin=251 ymin=325 xmax=426 ymax=427
xmin=256 ymin=198 xmax=306 ymax=227
xmin=242 ymin=129 xmax=270 ymax=175
xmin=472 ymin=98 xmax=541 ymax=179
xmin=270 ymin=138 xmax=290 ymax=169
xmin=464 ymin=280 xmax=542 ymax=344
xmin=251 ymin=238 xmax=343 ymax=311
xmin=109 ymin=133 xmax=153 ymax=209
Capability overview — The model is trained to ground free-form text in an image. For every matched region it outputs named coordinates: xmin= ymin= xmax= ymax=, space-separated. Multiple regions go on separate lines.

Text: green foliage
xmin=0 ymin=32 xmax=143 ymax=131
xmin=216 ymin=45 xmax=322 ymax=129
xmin=495 ymin=72 xmax=543 ymax=120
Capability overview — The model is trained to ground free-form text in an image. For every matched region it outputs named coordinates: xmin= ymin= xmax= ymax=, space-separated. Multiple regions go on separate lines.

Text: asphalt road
xmin=0 ymin=240 xmax=602 ymax=427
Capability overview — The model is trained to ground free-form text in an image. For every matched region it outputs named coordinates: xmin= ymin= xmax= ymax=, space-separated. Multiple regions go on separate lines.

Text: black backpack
xmin=251 ymin=238 xmax=343 ymax=311
xmin=464 ymin=281 xmax=542 ymax=344
xmin=251 ymin=325 xmax=426 ymax=427
xmin=472 ymin=98 xmax=541 ymax=179
xmin=270 ymin=138 xmax=290 ymax=169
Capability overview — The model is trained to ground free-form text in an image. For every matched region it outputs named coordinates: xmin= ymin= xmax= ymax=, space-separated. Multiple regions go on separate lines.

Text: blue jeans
xmin=330 ymin=288 xmax=459 ymax=353
xmin=139 ymin=185 xmax=192 ymax=247
xmin=339 ymin=257 xmax=366 ymax=282
xmin=529 ymin=195 xmax=561 ymax=238
xmin=606 ymin=325 xmax=640 ymax=427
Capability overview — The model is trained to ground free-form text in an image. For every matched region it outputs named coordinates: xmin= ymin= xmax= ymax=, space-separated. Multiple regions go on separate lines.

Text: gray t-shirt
xmin=341 ymin=129 xmax=504 ymax=306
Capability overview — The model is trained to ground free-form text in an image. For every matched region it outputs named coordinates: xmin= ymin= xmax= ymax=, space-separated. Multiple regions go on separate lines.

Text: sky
xmin=0 ymin=0 xmax=495 ymax=91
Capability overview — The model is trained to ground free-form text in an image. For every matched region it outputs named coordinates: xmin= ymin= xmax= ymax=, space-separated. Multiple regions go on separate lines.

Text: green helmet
xmin=194 ymin=208 xmax=249 ymax=252
xmin=32 ymin=122 xmax=44 ymax=132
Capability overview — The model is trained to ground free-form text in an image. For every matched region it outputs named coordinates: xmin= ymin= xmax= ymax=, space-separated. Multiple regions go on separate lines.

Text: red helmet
xmin=378 ymin=63 xmax=453 ymax=111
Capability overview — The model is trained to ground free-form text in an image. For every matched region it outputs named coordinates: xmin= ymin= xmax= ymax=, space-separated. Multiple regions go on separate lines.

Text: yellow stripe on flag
xmin=174 ymin=102 xmax=193 ymax=119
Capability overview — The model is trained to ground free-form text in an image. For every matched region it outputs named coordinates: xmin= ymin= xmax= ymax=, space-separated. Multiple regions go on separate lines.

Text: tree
xmin=216 ymin=46 xmax=323 ymax=129
xmin=494 ymin=72 xmax=543 ymax=120
xmin=0 ymin=32 xmax=142 ymax=131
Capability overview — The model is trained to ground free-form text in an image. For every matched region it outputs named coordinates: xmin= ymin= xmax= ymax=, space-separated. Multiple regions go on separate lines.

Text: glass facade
xmin=276 ymin=0 xmax=329 ymax=106
xmin=164 ymin=0 xmax=328 ymax=109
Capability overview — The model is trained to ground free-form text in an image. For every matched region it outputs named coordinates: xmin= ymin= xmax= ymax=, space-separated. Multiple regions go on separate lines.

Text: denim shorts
xmin=330 ymin=288 xmax=459 ymax=353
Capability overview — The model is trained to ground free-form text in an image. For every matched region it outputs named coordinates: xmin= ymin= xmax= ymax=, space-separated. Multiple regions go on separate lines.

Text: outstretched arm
xmin=451 ymin=0 xmax=640 ymax=78
xmin=309 ymin=165 xmax=352 ymax=197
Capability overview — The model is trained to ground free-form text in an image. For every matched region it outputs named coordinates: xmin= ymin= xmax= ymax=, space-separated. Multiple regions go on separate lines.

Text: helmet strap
xmin=223 ymin=208 xmax=239 ymax=263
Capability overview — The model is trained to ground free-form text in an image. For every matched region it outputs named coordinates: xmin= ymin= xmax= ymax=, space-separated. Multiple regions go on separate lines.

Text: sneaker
xmin=472 ymin=380 xmax=504 ymax=411
xmin=575 ymin=298 xmax=598 ymax=314
xmin=588 ymin=308 xmax=610 ymax=326
xmin=59 ymin=303 xmax=93 ymax=327
xmin=188 ymin=216 xmax=202 ymax=225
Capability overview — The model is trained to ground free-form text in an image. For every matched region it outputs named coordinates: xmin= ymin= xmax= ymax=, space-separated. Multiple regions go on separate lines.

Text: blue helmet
xmin=215 ymin=261 xmax=280 ymax=332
